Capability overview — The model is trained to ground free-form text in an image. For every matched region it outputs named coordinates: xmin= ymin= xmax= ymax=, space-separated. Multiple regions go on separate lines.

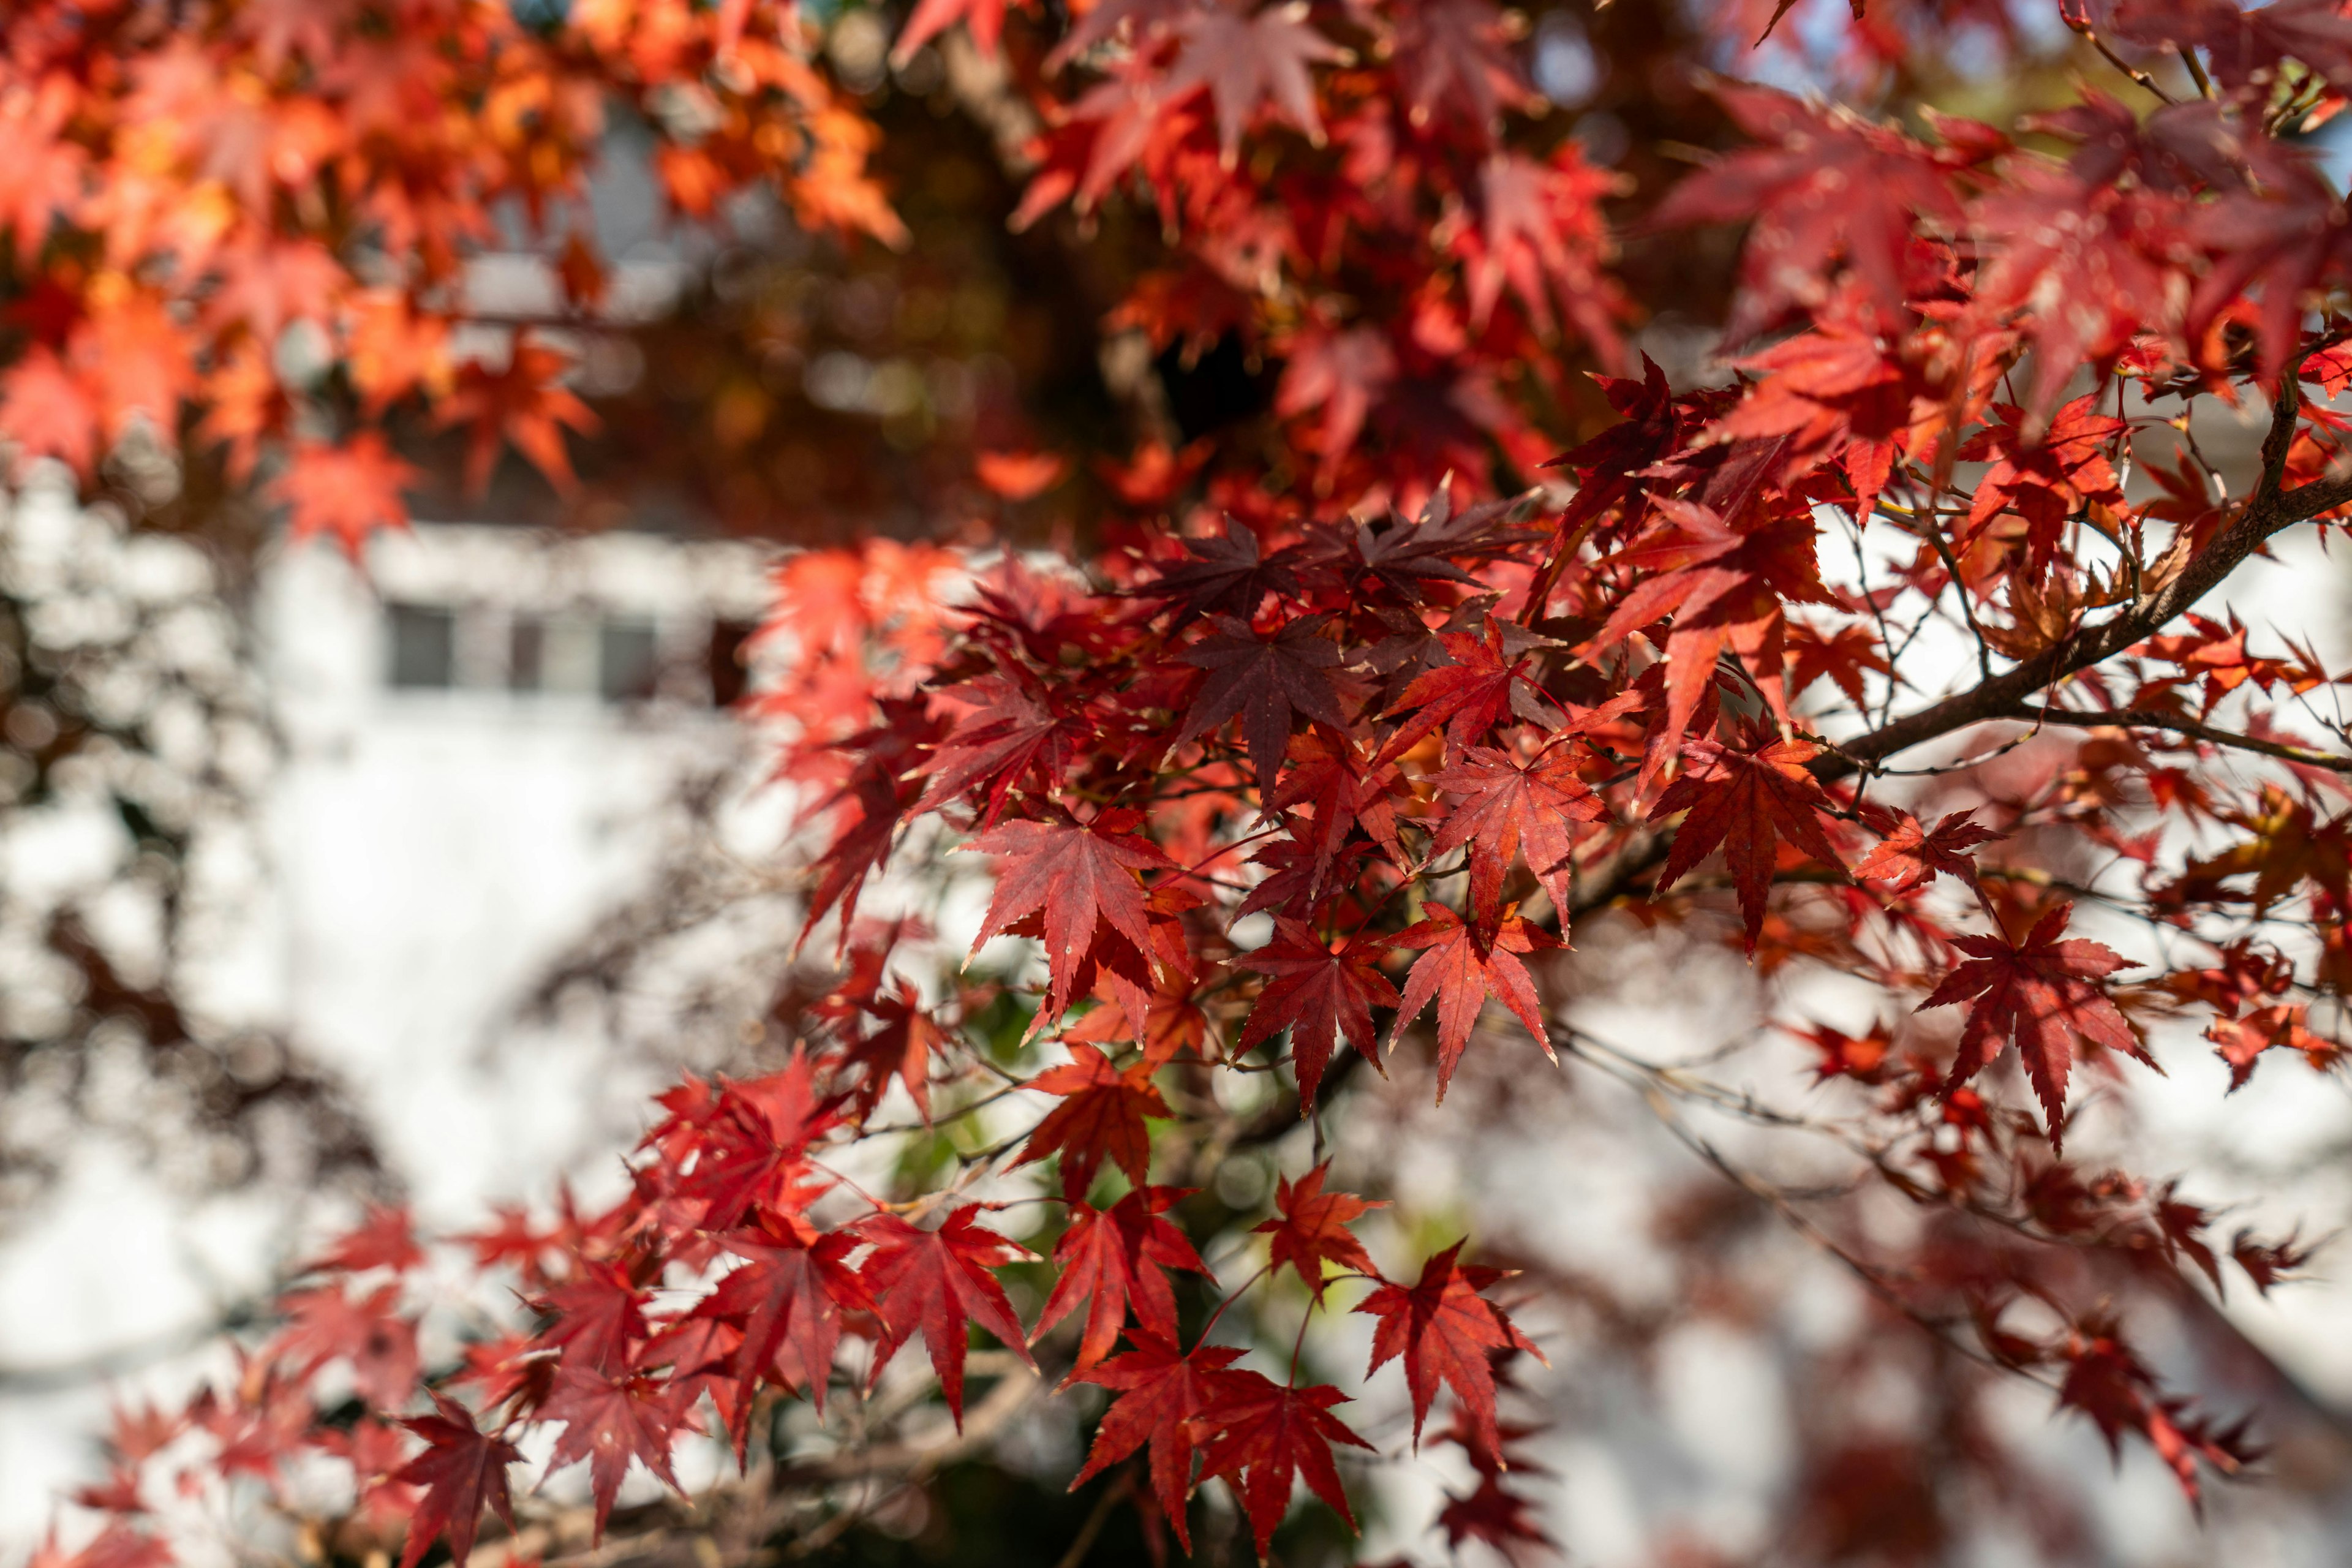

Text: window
xmin=382 ymin=603 xmax=708 ymax=706
xmin=388 ymin=603 xmax=456 ymax=688
xmin=509 ymin=616 xmax=545 ymax=692
xmin=708 ymin=620 xmax=755 ymax=707
xmin=599 ymin=619 xmax=658 ymax=703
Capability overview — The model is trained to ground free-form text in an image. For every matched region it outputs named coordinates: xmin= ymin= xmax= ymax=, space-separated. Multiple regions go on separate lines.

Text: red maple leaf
xmin=1542 ymin=353 xmax=1688 ymax=552
xmin=1650 ymin=731 xmax=1847 ymax=952
xmin=1460 ymin=148 xmax=1629 ymax=355
xmin=0 ymin=80 xmax=86 ymax=266
xmin=236 ymin=0 xmax=345 ymax=70
xmin=32 ymin=1528 xmax=172 ymax=1568
xmin=99 ymin=1400 xmax=185 ymax=1470
xmin=914 ymin=672 xmax=1093 ymax=827
xmin=798 ymin=723 xmax=927 ymax=944
xmin=1071 ymin=1333 xmax=1250 ymax=1553
xmin=1784 ymin=616 xmax=1896 ymax=709
xmin=1796 ymin=1020 xmax=1896 ymax=1085
xmin=75 ymin=296 xmax=194 ymax=444
xmin=2187 ymin=156 xmax=2348 ymax=386
xmin=0 ymin=347 xmax=100 ymax=473
xmin=1377 ymin=622 xmax=1553 ymax=765
xmin=1177 ymin=613 xmax=1352 ymax=786
xmin=192 ymin=1359 xmax=314 ymax=1482
xmin=2111 ymin=0 xmax=2352 ymax=98
xmin=1016 ymin=62 xmax=1208 ymax=222
xmin=392 ymin=1392 xmax=521 ymax=1568
xmin=859 ymin=1204 xmax=1038 ymax=1426
xmin=1276 ymin=325 xmax=1396 ymax=487
xmin=1236 ymin=832 xmax=1378 ymax=925
xmin=967 ymin=810 xmax=1175 ymax=1023
xmin=1065 ymin=980 xmax=1214 ymax=1069
xmin=1267 ymin=726 xmax=1410 ymax=876
xmin=1014 ymin=879 xmax=1204 ymax=1053
xmin=1649 ymin=82 xmax=1961 ymax=341
xmin=892 ymin=0 xmax=1017 ymax=64
xmin=1254 ymin=1161 xmax=1385 ymax=1294
xmin=344 ymin=288 xmax=450 ymax=415
xmin=435 ymin=336 xmax=599 ymax=495
xmin=1918 ymin=903 xmax=2143 ymax=1148
xmin=271 ymin=435 xmax=417 ymax=557
xmin=329 ymin=1415 xmax=421 ymax=1534
xmin=1162 ymin=4 xmax=1346 ymax=163
xmin=1355 ymin=1240 xmax=1542 ymax=1453
xmin=1033 ymin=1186 xmax=1208 ymax=1372
xmin=1237 ymin=918 xmax=1400 ymax=1107
xmin=2232 ymin=1228 xmax=2313 ymax=1296
xmin=1964 ymin=166 xmax=2179 ymax=425
xmin=271 ymin=1282 xmax=420 ymax=1410
xmin=1854 ymin=809 xmax=2000 ymax=893
xmin=1391 ymin=0 xmax=1532 ymax=132
xmin=529 ymin=1261 xmax=650 ymax=1378
xmin=1589 ymin=494 xmax=1829 ymax=764
xmin=1959 ymin=396 xmax=2128 ymax=571
xmin=203 ymin=236 xmax=343 ymax=344
xmin=2056 ymin=1313 xmax=2251 ymax=1507
xmin=1438 ymin=1472 xmax=1553 ymax=1564
xmin=1193 ymin=1374 xmax=1372 ymax=1559
xmin=1425 ymin=744 xmax=1606 ymax=932
xmin=833 ymin=981 xmax=947 ymax=1125
xmin=1321 ymin=491 xmax=1529 ymax=607
xmin=1388 ymin=904 xmax=1557 ymax=1101
xmin=2204 ymin=1003 xmax=2341 ymax=1091
xmin=304 ymin=1203 xmax=426 ymax=1276
xmin=1014 ymin=1042 xmax=1172 ymax=1198
xmin=447 ymin=1330 xmax=554 ymax=1415
xmin=1711 ymin=324 xmax=1912 ymax=524
xmin=1129 ymin=516 xmax=1303 ymax=628
xmin=540 ymin=1367 xmax=687 ymax=1540
xmin=698 ymin=1213 xmax=869 ymax=1431
xmin=646 ymin=1047 xmax=842 ymax=1231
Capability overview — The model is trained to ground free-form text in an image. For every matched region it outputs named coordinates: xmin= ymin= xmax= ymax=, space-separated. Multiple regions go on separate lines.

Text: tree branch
xmin=470 ymin=1359 xmax=1046 ymax=1568
xmin=1820 ymin=396 xmax=2351 ymax=785
xmin=2006 ymin=704 xmax=2352 ymax=773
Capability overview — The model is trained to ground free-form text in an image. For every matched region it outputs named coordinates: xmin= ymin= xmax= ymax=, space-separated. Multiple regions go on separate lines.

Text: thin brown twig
xmin=1052 ymin=1471 xmax=1134 ymax=1568
xmin=2006 ymin=704 xmax=2352 ymax=774
xmin=2067 ymin=13 xmax=2176 ymax=103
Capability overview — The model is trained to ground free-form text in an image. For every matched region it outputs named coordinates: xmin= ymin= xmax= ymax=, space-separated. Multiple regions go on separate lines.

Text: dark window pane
xmin=599 ymin=619 xmax=658 ymax=703
xmin=510 ymin=617 xmax=544 ymax=692
xmin=388 ymin=604 xmax=454 ymax=689
xmin=708 ymin=620 xmax=755 ymax=707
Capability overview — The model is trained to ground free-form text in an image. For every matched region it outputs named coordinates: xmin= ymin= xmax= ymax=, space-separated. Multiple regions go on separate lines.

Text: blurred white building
xmin=0 ymin=519 xmax=778 ymax=1542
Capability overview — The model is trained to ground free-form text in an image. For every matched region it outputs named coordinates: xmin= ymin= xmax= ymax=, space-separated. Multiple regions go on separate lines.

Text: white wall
xmin=0 ymin=522 xmax=781 ymax=1544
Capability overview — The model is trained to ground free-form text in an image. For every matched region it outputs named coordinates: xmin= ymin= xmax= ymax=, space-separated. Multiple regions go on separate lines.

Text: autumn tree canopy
xmin=21 ymin=0 xmax=2352 ymax=1564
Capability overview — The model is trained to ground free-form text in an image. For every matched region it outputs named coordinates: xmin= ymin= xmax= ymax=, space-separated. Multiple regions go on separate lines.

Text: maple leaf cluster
xmin=54 ymin=1063 xmax=1542 ymax=1568
xmin=0 ymin=0 xmax=902 ymax=552
xmin=36 ymin=0 xmax=2352 ymax=1561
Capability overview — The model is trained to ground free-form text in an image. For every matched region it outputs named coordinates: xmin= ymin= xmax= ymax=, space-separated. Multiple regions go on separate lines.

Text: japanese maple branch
xmin=1819 ymin=382 xmax=2349 ymax=786
xmin=1553 ymin=1023 xmax=2326 ymax=1310
xmin=1051 ymin=1471 xmax=1135 ymax=1568
xmin=481 ymin=1355 xmax=1046 ymax=1568
xmin=1909 ymin=496 xmax=1995 ymax=680
xmin=1550 ymin=1022 xmax=2344 ymax=1446
xmin=2003 ymin=704 xmax=2352 ymax=774
xmin=1556 ymin=1028 xmax=2057 ymax=1388
xmin=2064 ymin=10 xmax=2175 ymax=102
